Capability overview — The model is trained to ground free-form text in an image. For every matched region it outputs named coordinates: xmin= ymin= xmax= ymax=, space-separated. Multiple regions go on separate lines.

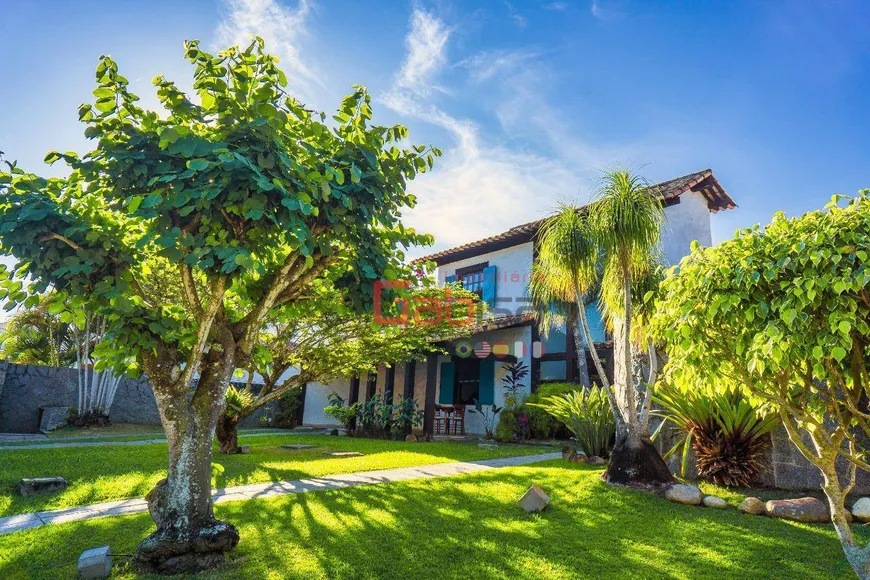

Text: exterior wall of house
xmin=660 ymin=191 xmax=712 ymax=266
xmin=302 ymin=378 xmax=350 ymax=426
xmin=437 ymin=242 xmax=534 ymax=316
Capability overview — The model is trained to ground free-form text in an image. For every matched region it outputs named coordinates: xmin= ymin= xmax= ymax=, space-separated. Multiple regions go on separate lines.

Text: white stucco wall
xmin=660 ymin=191 xmax=712 ymax=266
xmin=302 ymin=378 xmax=350 ymax=426
xmin=437 ymin=242 xmax=533 ymax=318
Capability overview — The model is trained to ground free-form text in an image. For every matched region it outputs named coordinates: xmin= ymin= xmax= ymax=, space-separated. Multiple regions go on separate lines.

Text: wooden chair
xmin=434 ymin=405 xmax=448 ymax=435
xmin=451 ymin=404 xmax=466 ymax=435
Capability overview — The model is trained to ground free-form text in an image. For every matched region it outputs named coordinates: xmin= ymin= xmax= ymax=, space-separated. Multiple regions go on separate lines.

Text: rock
xmin=561 ymin=446 xmax=576 ymax=460
xmin=478 ymin=443 xmax=498 ymax=450
xmin=570 ymin=452 xmax=588 ymax=463
xmin=765 ymin=497 xmax=828 ymax=523
xmin=38 ymin=406 xmax=69 ymax=432
xmin=280 ymin=444 xmax=317 ymax=450
xmin=518 ymin=485 xmax=550 ymax=513
xmin=586 ymin=456 xmax=606 ymax=465
xmin=405 ymin=434 xmax=417 ymax=442
xmin=324 ymin=451 xmax=363 ymax=457
xmin=852 ymin=498 xmax=870 ymax=522
xmin=738 ymin=497 xmax=766 ymax=515
xmin=18 ymin=477 xmax=68 ymax=496
xmin=239 ymin=445 xmax=251 ymax=454
xmin=703 ymin=496 xmax=728 ymax=509
xmin=665 ymin=484 xmax=703 ymax=505
xmin=78 ymin=546 xmax=112 ymax=579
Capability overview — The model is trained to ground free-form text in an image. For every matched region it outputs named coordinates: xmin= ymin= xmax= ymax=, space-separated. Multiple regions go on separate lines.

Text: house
xmin=299 ymin=169 xmax=736 ymax=435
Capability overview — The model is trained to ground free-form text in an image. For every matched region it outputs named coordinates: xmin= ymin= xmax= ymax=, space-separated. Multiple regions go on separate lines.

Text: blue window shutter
xmin=481 ymin=265 xmax=497 ymax=307
xmin=479 ymin=359 xmax=495 ymax=405
xmin=445 ymin=274 xmax=458 ymax=284
xmin=439 ymin=361 xmax=454 ymax=404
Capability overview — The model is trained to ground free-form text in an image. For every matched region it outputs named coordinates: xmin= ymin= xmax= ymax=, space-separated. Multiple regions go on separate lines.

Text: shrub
xmin=651 ymin=383 xmax=779 ymax=487
xmin=524 ymin=382 xmax=581 ymax=440
xmin=530 ymin=386 xmax=615 ymax=457
xmin=263 ymin=388 xmax=303 ymax=428
xmin=393 ymin=397 xmax=423 ymax=435
xmin=324 ymin=402 xmax=358 ymax=433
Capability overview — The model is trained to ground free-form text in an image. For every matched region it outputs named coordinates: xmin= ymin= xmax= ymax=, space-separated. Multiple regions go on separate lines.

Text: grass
xmin=0 ymin=434 xmax=548 ymax=517
xmin=0 ymin=460 xmax=860 ymax=579
xmin=46 ymin=423 xmax=167 ymax=439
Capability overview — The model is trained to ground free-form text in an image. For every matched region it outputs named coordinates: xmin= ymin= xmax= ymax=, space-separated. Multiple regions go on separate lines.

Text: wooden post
xmin=348 ymin=376 xmax=360 ymax=432
xmin=423 ymin=354 xmax=438 ymax=438
xmin=403 ymin=361 xmax=416 ymax=399
xmin=365 ymin=370 xmax=377 ymax=401
xmin=384 ymin=365 xmax=396 ymax=404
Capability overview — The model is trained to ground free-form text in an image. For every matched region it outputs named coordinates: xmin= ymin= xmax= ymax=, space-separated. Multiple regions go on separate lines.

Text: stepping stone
xmin=281 ymin=444 xmax=317 ymax=450
xmin=78 ymin=546 xmax=111 ymax=579
xmin=18 ymin=477 xmax=68 ymax=496
xmin=323 ymin=451 xmax=364 ymax=457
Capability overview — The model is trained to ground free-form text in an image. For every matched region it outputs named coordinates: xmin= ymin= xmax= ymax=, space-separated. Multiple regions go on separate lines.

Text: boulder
xmin=518 ymin=485 xmax=550 ymax=513
xmin=851 ymin=498 xmax=870 ymax=522
xmin=561 ymin=446 xmax=576 ymax=460
xmin=405 ymin=434 xmax=418 ymax=442
xmin=78 ymin=546 xmax=112 ymax=579
xmin=18 ymin=477 xmax=68 ymax=496
xmin=738 ymin=497 xmax=766 ymax=515
xmin=765 ymin=497 xmax=828 ymax=523
xmin=665 ymin=484 xmax=703 ymax=505
xmin=703 ymin=496 xmax=728 ymax=509
xmin=586 ymin=456 xmax=606 ymax=465
xmin=570 ymin=452 xmax=588 ymax=463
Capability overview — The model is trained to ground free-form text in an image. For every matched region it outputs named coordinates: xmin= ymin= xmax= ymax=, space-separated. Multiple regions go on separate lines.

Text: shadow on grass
xmin=1 ymin=462 xmax=858 ymax=579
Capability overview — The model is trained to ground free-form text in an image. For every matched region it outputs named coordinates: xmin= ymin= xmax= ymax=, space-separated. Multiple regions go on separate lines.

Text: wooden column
xmin=348 ymin=376 xmax=360 ymax=432
xmin=384 ymin=365 xmax=396 ymax=404
xmin=365 ymin=370 xmax=377 ymax=401
xmin=423 ymin=354 xmax=438 ymax=438
xmin=402 ymin=361 xmax=416 ymax=400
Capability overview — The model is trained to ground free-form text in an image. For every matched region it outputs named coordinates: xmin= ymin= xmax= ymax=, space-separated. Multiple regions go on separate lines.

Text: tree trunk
xmin=216 ymin=414 xmax=241 ymax=454
xmin=820 ymin=458 xmax=870 ymax=578
xmin=135 ymin=361 xmax=240 ymax=573
xmin=604 ymin=425 xmax=674 ymax=487
xmin=571 ymin=311 xmax=591 ymax=388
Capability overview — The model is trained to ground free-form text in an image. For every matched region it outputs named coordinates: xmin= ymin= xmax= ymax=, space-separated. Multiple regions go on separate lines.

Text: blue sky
xmin=1 ymin=0 xmax=869 ymax=257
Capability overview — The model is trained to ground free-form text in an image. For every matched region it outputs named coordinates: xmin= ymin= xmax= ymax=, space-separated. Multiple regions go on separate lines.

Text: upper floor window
xmin=446 ymin=262 xmax=497 ymax=307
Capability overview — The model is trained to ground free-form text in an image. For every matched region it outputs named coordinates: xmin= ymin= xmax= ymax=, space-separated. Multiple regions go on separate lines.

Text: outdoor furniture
xmin=434 ymin=405 xmax=449 ymax=434
xmin=450 ymin=405 xmax=466 ymax=435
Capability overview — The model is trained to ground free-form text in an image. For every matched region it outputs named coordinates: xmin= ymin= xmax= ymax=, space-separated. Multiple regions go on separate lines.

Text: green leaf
xmin=186 ymin=159 xmax=210 ymax=171
xmin=128 ymin=195 xmax=143 ymax=212
xmin=142 ymin=193 xmax=163 ymax=208
xmin=832 ymin=347 xmax=847 ymax=362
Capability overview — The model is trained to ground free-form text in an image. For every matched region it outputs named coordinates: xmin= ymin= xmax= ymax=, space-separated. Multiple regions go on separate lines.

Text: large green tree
xmin=0 ymin=38 xmax=440 ymax=572
xmin=651 ymin=191 xmax=870 ymax=578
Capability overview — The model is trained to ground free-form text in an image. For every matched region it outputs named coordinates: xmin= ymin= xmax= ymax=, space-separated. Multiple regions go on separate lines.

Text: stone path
xmin=0 ymin=452 xmax=560 ymax=535
xmin=0 ymin=429 xmax=293 ymax=451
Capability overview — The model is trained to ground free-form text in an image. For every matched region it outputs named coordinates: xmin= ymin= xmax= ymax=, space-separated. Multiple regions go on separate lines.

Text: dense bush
xmin=324 ymin=392 xmax=422 ymax=439
xmin=262 ymin=388 xmax=303 ymax=429
xmin=495 ymin=382 xmax=582 ymax=441
xmin=530 ymin=386 xmax=615 ymax=456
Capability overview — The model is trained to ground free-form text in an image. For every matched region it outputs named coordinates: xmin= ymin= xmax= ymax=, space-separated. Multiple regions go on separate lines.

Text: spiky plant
xmin=652 ymin=383 xmax=780 ymax=487
xmin=530 ymin=386 xmax=616 ymax=457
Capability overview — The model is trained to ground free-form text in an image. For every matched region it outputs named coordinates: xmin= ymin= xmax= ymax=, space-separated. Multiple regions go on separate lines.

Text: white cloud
xmin=505 ymin=2 xmax=528 ymax=29
xmin=543 ymin=2 xmax=569 ymax=11
xmin=457 ymin=49 xmax=539 ymax=83
xmin=214 ymin=0 xmax=324 ymax=105
xmin=394 ymin=9 xmax=452 ymax=96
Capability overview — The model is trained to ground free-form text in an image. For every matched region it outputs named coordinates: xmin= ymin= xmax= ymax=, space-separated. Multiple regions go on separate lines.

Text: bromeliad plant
xmin=217 ymin=386 xmax=257 ymax=454
xmin=651 ymin=383 xmax=779 ymax=487
xmin=530 ymin=387 xmax=615 ymax=457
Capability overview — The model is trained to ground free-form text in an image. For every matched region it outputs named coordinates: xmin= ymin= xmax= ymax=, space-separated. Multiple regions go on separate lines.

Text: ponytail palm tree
xmin=530 ymin=204 xmax=602 ymax=389
xmin=590 ymin=168 xmax=673 ymax=486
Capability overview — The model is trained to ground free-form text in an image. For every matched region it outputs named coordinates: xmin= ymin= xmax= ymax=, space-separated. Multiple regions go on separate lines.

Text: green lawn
xmin=45 ymin=423 xmax=167 ymax=439
xmin=0 ymin=434 xmax=548 ymax=516
xmin=0 ymin=460 xmax=859 ymax=579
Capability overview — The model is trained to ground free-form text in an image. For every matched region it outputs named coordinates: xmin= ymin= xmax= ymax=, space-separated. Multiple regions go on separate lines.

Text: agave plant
xmin=652 ymin=383 xmax=780 ymax=487
xmin=530 ymin=387 xmax=615 ymax=457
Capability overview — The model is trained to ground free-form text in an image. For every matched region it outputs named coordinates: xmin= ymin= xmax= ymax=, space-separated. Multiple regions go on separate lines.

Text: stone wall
xmin=0 ymin=361 xmax=274 ymax=433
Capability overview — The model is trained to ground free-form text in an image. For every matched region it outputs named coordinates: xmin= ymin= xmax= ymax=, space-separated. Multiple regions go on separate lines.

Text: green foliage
xmin=262 ymin=388 xmax=303 ymax=428
xmin=651 ymin=383 xmax=780 ymax=487
xmin=0 ymin=296 xmax=76 ymax=367
xmin=468 ymin=398 xmax=503 ymax=439
xmin=223 ymin=386 xmax=257 ymax=420
xmin=324 ymin=402 xmax=359 ymax=432
xmin=529 ymin=387 xmax=615 ymax=457
xmin=0 ymin=36 xmax=442 ymax=378
xmin=501 ymin=360 xmax=529 ymax=410
xmin=393 ymin=397 xmax=424 ymax=434
xmin=523 ymin=382 xmax=581 ymax=440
